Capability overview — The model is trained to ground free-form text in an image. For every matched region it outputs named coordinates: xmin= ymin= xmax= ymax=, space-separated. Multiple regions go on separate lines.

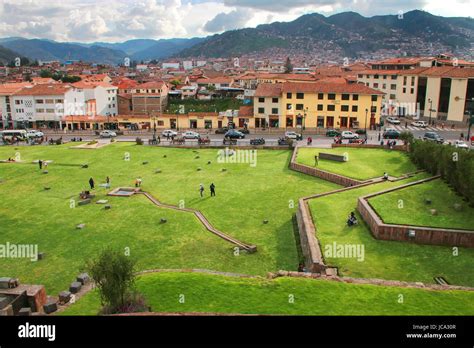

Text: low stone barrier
xmin=295 ymin=199 xmax=327 ymax=273
xmin=332 ymin=144 xmax=407 ymax=151
xmin=290 ymin=147 xmax=365 ymax=187
xmin=357 ymin=176 xmax=474 ymax=248
xmin=318 ymin=152 xmax=347 ymax=162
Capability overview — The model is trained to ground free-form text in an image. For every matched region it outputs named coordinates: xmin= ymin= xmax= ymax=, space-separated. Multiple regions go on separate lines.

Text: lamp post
xmin=428 ymin=98 xmax=433 ymax=126
xmin=302 ymin=107 xmax=308 ymax=136
xmin=365 ymin=108 xmax=369 ymax=140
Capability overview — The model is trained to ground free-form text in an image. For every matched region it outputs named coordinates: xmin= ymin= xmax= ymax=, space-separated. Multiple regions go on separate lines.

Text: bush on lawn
xmin=135 ymin=137 xmax=144 ymax=145
xmin=86 ymin=248 xmax=148 ymax=314
xmin=408 ymin=139 xmax=474 ymax=206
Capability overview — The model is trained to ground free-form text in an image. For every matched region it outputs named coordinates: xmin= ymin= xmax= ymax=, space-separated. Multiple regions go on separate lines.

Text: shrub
xmin=135 ymin=137 xmax=144 ymax=145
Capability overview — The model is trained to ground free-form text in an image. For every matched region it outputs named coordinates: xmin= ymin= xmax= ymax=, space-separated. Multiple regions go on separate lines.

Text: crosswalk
xmin=389 ymin=125 xmax=459 ymax=132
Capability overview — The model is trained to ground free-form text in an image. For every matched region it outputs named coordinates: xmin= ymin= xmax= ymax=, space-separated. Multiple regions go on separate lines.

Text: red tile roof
xmin=254 ymin=83 xmax=282 ymax=97
xmin=14 ymin=83 xmax=73 ymax=96
xmin=238 ymin=106 xmax=254 ymax=117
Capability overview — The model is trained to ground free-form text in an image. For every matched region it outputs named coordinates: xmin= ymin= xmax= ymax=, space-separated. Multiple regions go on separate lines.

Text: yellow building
xmin=255 ymin=82 xmax=384 ymax=130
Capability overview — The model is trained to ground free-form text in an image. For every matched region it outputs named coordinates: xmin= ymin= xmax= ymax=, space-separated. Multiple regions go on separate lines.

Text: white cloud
xmin=0 ymin=0 xmax=472 ymax=42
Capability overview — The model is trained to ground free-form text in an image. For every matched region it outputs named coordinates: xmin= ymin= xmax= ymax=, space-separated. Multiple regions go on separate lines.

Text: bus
xmin=1 ymin=130 xmax=28 ymax=144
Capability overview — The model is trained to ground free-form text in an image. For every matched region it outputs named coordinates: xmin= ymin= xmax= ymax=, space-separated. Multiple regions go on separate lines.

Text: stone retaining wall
xmin=295 ymin=199 xmax=327 ymax=273
xmin=357 ymin=176 xmax=474 ymax=248
xmin=332 ymin=144 xmax=407 ymax=151
xmin=290 ymin=147 xmax=365 ymax=187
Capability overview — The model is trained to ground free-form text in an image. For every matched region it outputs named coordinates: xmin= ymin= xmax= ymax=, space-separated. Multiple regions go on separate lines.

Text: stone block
xmin=37 ymin=252 xmax=45 ymax=260
xmin=59 ymin=291 xmax=71 ymax=304
xmin=69 ymin=282 xmax=82 ymax=294
xmin=425 ymin=198 xmax=432 ymax=205
xmin=81 ymin=164 xmax=89 ymax=168
xmin=143 ymin=161 xmax=149 ymax=165
xmin=43 ymin=170 xmax=48 ymax=174
xmin=430 ymin=209 xmax=438 ymax=216
xmin=96 ymin=200 xmax=108 ymax=204
xmin=104 ymin=205 xmax=112 ymax=210
xmin=263 ymin=219 xmax=269 ymax=224
xmin=160 ymin=218 xmax=167 ymax=224
xmin=197 ymin=167 xmax=202 ymax=171
xmin=43 ymin=300 xmax=58 ymax=314
xmin=78 ymin=199 xmax=91 ymax=206
xmin=0 ymin=296 xmax=9 ymax=309
xmin=18 ymin=307 xmax=31 ymax=316
xmin=76 ymin=273 xmax=90 ymax=285
xmin=155 ymin=169 xmax=162 ymax=173
xmin=76 ymin=223 xmax=86 ymax=229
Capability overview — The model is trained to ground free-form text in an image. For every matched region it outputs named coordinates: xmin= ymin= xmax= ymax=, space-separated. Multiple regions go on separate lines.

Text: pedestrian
xmin=210 ymin=183 xmax=216 ymax=197
xmin=315 ymin=155 xmax=319 ymax=166
xmin=199 ymin=184 xmax=204 ymax=197
xmin=43 ymin=161 xmax=48 ymax=169
xmin=135 ymin=177 xmax=142 ymax=187
xmin=383 ymin=172 xmax=389 ymax=181
xmin=405 ymin=121 xmax=408 ymax=128
xmin=89 ymin=177 xmax=95 ymax=190
xmin=38 ymin=160 xmax=43 ymax=170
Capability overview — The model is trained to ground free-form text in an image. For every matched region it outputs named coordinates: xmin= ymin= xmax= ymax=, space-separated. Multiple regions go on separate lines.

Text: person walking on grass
xmin=199 ymin=184 xmax=204 ymax=197
xmin=89 ymin=177 xmax=95 ymax=190
xmin=38 ymin=160 xmax=43 ymax=170
xmin=210 ymin=183 xmax=216 ymax=197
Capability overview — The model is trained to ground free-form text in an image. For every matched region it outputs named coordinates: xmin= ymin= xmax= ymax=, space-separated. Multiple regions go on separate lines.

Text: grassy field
xmin=369 ymin=178 xmax=474 ymax=230
xmin=60 ymin=272 xmax=474 ymax=316
xmin=308 ymin=175 xmax=474 ymax=286
xmin=296 ymin=147 xmax=417 ymax=181
xmin=0 ymin=143 xmax=338 ymax=294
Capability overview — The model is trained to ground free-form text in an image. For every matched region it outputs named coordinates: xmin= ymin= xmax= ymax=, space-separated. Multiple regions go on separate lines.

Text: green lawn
xmin=296 ymin=147 xmax=417 ymax=181
xmin=369 ymin=178 xmax=474 ymax=230
xmin=60 ymin=272 xmax=474 ymax=316
xmin=0 ymin=143 xmax=338 ymax=294
xmin=308 ymin=175 xmax=474 ymax=287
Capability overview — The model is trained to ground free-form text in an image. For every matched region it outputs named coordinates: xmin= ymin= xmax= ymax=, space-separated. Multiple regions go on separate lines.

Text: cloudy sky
xmin=0 ymin=0 xmax=473 ymax=43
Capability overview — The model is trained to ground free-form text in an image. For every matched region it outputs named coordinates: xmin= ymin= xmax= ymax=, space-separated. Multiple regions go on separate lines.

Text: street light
xmin=428 ymin=98 xmax=433 ymax=126
xmin=365 ymin=108 xmax=369 ymax=139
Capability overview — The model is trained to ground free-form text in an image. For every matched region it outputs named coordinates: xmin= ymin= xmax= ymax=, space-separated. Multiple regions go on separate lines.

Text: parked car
xmin=278 ymin=137 xmax=292 ymax=146
xmin=341 ymin=131 xmax=359 ymax=140
xmin=239 ymin=128 xmax=250 ymax=135
xmin=250 ymin=138 xmax=265 ymax=146
xmin=162 ymin=129 xmax=178 ymax=138
xmin=224 ymin=130 xmax=245 ymax=139
xmin=454 ymin=140 xmax=469 ymax=149
xmin=383 ymin=129 xmax=401 ymax=139
xmin=326 ymin=129 xmax=341 ymax=137
xmin=26 ymin=129 xmax=44 ymax=138
xmin=215 ymin=127 xmax=229 ymax=134
xmin=183 ymin=131 xmax=201 ymax=139
xmin=423 ymin=132 xmax=444 ymax=144
xmin=386 ymin=117 xmax=401 ymax=125
xmin=355 ymin=129 xmax=367 ymax=135
xmin=285 ymin=131 xmax=303 ymax=140
xmin=99 ymin=130 xmax=117 ymax=138
xmin=411 ymin=120 xmax=428 ymax=128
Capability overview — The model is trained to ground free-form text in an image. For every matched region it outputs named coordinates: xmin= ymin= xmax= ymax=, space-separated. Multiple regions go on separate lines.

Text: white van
xmin=1 ymin=130 xmax=28 ymax=143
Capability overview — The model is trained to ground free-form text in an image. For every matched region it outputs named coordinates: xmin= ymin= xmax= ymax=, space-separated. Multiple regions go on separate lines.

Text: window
xmin=352 ymin=105 xmax=358 ymax=112
xmin=358 ymin=74 xmax=363 ymax=78
xmin=383 ymin=75 xmax=387 ymax=80
xmin=328 ymin=94 xmax=336 ymax=100
xmin=287 ymin=93 xmax=292 ymax=99
xmin=411 ymin=77 xmax=415 ymax=86
xmin=46 ymin=109 xmax=55 ymax=113
xmin=391 ymin=75 xmax=397 ymax=80
xmin=371 ymin=95 xmax=378 ymax=102
xmin=258 ymin=107 xmax=265 ymax=114
xmin=272 ymin=98 xmax=279 ymax=103
xmin=341 ymin=105 xmax=349 ymax=112
xmin=403 ymin=76 xmax=407 ymax=85
xmin=374 ymin=83 xmax=379 ymax=88
xmin=317 ymin=104 xmax=323 ymax=111
xmin=272 ymin=108 xmax=279 ymax=114
xmin=55 ymin=99 xmax=63 ymax=103
xmin=391 ymin=84 xmax=396 ymax=90
xmin=374 ymin=74 xmax=379 ymax=79
xmin=296 ymin=104 xmax=304 ymax=111
xmin=258 ymin=97 xmax=265 ymax=103
xmin=390 ymin=94 xmax=396 ymax=100
xmin=204 ymin=120 xmax=212 ymax=129
xmin=15 ymin=100 xmax=21 ymax=105
xmin=318 ymin=93 xmax=324 ymax=100
xmin=296 ymin=93 xmax=304 ymax=99
xmin=286 ymin=103 xmax=292 ymax=110
xmin=403 ymin=87 xmax=407 ymax=93
xmin=327 ymin=105 xmax=335 ymax=112
xmin=410 ymin=88 xmax=414 ymax=94
xmin=382 ymin=84 xmax=386 ymax=89
xmin=157 ymin=120 xmax=164 ymax=126
xmin=317 ymin=116 xmax=324 ymax=128
xmin=371 ymin=106 xmax=377 ymax=113
xmin=353 ymin=94 xmax=359 ymax=101
xmin=342 ymin=94 xmax=350 ymax=100
xmin=36 ymin=109 xmax=44 ymax=113
xmin=45 ymin=99 xmax=54 ymax=104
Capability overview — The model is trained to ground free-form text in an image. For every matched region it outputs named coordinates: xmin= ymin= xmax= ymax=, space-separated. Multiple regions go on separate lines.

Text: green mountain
xmin=0 ymin=44 xmax=23 ymax=64
xmin=178 ymin=10 xmax=474 ymax=58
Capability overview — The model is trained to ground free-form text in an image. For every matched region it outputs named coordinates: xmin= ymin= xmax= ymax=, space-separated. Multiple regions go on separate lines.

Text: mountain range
xmin=0 ymin=10 xmax=473 ymax=65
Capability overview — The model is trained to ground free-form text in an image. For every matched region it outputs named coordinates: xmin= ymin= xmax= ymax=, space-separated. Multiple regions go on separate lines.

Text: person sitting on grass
xmin=383 ymin=172 xmax=389 ymax=180
xmin=347 ymin=212 xmax=358 ymax=227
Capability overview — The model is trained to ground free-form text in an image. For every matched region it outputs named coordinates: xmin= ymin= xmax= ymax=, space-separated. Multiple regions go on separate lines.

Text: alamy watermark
xmin=0 ymin=242 xmax=39 ymax=262
xmin=324 ymin=242 xmax=365 ymax=262
xmin=217 ymin=148 xmax=257 ymax=167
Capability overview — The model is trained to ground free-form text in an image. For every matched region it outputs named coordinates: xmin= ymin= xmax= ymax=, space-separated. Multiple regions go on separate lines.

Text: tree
xmin=62 ymin=75 xmax=81 ymax=83
xmin=86 ymin=248 xmax=140 ymax=313
xmin=40 ymin=70 xmax=53 ymax=78
xmin=285 ymin=57 xmax=293 ymax=73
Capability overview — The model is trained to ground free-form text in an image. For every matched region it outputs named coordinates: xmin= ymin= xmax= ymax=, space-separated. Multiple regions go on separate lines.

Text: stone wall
xmin=295 ymin=198 xmax=327 ymax=273
xmin=332 ymin=144 xmax=407 ymax=151
xmin=290 ymin=147 xmax=365 ymax=187
xmin=357 ymin=177 xmax=474 ymax=248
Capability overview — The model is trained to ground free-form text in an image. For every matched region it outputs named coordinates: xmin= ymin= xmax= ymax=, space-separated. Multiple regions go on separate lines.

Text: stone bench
xmin=69 ymin=282 xmax=82 ymax=294
xmin=319 ymin=152 xmax=347 ymax=162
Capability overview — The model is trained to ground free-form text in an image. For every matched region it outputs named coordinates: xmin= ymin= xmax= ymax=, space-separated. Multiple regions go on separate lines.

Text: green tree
xmin=285 ymin=57 xmax=293 ymax=73
xmin=40 ymin=69 xmax=53 ymax=78
xmin=62 ymin=75 xmax=81 ymax=83
xmin=86 ymin=248 xmax=138 ymax=313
